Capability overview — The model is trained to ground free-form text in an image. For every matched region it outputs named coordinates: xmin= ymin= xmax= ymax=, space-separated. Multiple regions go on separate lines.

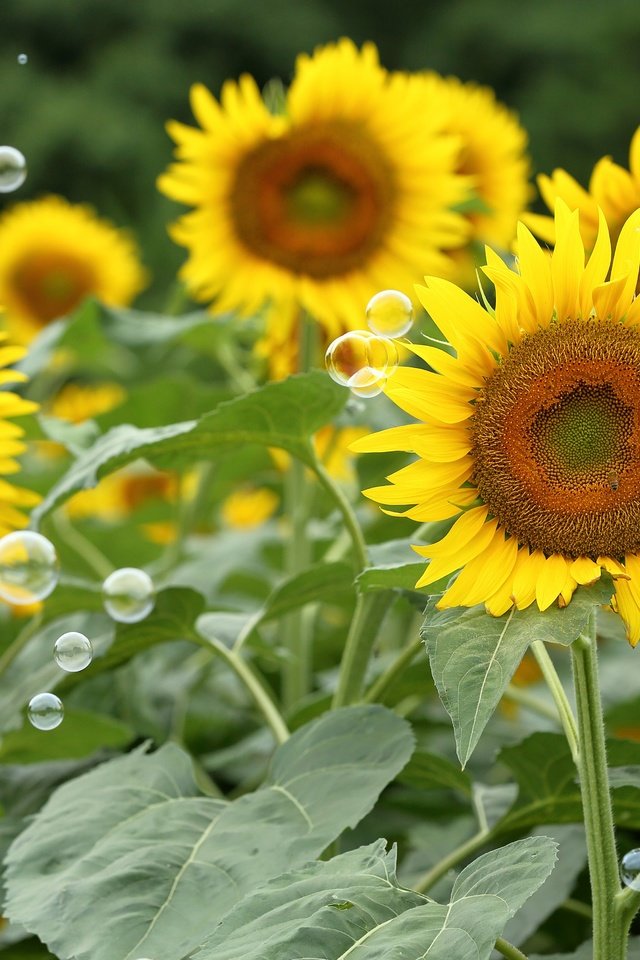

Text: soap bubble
xmin=621 ymin=849 xmax=640 ymax=890
xmin=54 ymin=631 xmax=93 ymax=672
xmin=28 ymin=692 xmax=64 ymax=731
xmin=102 ymin=567 xmax=155 ymax=623
xmin=17 ymin=53 xmax=28 ymax=65
xmin=0 ymin=146 xmax=27 ymax=193
xmin=325 ymin=331 xmax=398 ymax=388
xmin=366 ymin=289 xmax=413 ymax=338
xmin=0 ymin=531 xmax=59 ymax=605
xmin=348 ymin=367 xmax=387 ymax=398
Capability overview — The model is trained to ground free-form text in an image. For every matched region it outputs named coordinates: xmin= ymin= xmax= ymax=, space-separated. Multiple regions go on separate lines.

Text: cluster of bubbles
xmin=0 ymin=145 xmax=27 ymax=193
xmin=325 ymin=289 xmax=413 ymax=398
xmin=620 ymin=849 xmax=640 ymax=890
xmin=0 ymin=531 xmax=156 ymax=731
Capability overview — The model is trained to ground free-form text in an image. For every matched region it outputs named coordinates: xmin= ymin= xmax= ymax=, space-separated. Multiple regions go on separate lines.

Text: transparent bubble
xmin=102 ymin=567 xmax=155 ymax=623
xmin=54 ymin=631 xmax=93 ymax=672
xmin=621 ymin=849 xmax=640 ymax=890
xmin=28 ymin=692 xmax=64 ymax=731
xmin=0 ymin=531 xmax=59 ymax=605
xmin=366 ymin=289 xmax=414 ymax=338
xmin=325 ymin=331 xmax=398 ymax=387
xmin=348 ymin=367 xmax=387 ymax=398
xmin=17 ymin=53 xmax=28 ymax=65
xmin=0 ymin=146 xmax=27 ymax=193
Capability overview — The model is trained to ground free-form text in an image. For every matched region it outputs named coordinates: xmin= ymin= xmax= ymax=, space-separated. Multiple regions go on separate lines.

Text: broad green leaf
xmin=197 ymin=561 xmax=355 ymax=647
xmin=356 ymin=561 xmax=426 ymax=593
xmin=423 ymin=580 xmax=612 ymax=766
xmin=196 ymin=836 xmax=556 ymax=960
xmin=4 ymin=705 xmax=414 ymax=960
xmin=398 ymin=750 xmax=472 ymax=796
xmin=496 ymin=733 xmax=640 ymax=833
xmin=0 ymin=708 xmax=133 ymax=763
xmin=56 ymin=587 xmax=206 ymax=691
xmin=31 ymin=372 xmax=346 ymax=523
xmin=501 ymin=825 xmax=587 ymax=947
xmin=194 ymin=841 xmax=425 ymax=960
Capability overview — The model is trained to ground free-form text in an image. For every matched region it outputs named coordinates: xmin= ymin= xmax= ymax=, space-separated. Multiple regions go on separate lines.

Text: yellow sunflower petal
xmin=536 ymin=554 xmax=570 ymax=611
xmin=570 ymin=557 xmax=602 ymax=585
xmin=437 ymin=528 xmax=519 ymax=607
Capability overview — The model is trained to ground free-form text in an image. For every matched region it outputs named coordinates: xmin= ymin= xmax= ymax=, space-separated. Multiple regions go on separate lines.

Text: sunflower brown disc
xmin=230 ymin=123 xmax=396 ymax=277
xmin=471 ymin=319 xmax=640 ymax=558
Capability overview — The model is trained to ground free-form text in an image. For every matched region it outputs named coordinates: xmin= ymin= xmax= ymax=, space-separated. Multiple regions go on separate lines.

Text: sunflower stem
xmin=530 ymin=639 xmax=579 ymax=764
xmin=311 ymin=456 xmax=369 ymax=572
xmin=51 ymin=511 xmax=114 ymax=581
xmin=0 ymin=613 xmax=43 ymax=678
xmin=362 ymin=633 xmax=422 ymax=704
xmin=332 ymin=591 xmax=392 ymax=708
xmin=281 ymin=313 xmax=317 ymax=710
xmin=494 ymin=938 xmax=529 ymax=960
xmin=571 ymin=621 xmax=627 ymax=960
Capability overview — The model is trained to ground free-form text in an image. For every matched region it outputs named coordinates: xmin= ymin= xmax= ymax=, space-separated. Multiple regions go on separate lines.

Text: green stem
xmin=203 ymin=633 xmax=290 ymax=745
xmin=281 ymin=314 xmax=316 ymax=710
xmin=363 ymin=635 xmax=422 ymax=704
xmin=494 ymin=938 xmax=529 ymax=960
xmin=502 ymin=683 xmax=561 ymax=723
xmin=614 ymin=884 xmax=640 ymax=941
xmin=530 ymin=639 xmax=579 ymax=764
xmin=312 ymin=456 xmax=368 ymax=572
xmin=413 ymin=828 xmax=490 ymax=894
xmin=0 ymin=613 xmax=43 ymax=678
xmin=571 ymin=624 xmax=626 ymax=960
xmin=51 ymin=511 xmax=114 ymax=580
xmin=332 ymin=591 xmax=392 ymax=708
xmin=560 ymin=897 xmax=593 ymax=920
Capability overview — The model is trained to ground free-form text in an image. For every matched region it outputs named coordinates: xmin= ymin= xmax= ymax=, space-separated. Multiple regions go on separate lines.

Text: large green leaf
xmin=496 ymin=733 xmax=640 ymax=833
xmin=0 ymin=708 xmax=133 ymax=763
xmin=4 ymin=705 xmax=414 ymax=960
xmin=31 ymin=372 xmax=347 ymax=523
xmin=423 ymin=580 xmax=612 ymax=766
xmin=195 ymin=836 xmax=557 ymax=960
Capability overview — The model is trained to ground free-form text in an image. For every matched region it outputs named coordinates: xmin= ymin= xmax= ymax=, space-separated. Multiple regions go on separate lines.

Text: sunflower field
xmin=3 ymin=4 xmax=640 ymax=960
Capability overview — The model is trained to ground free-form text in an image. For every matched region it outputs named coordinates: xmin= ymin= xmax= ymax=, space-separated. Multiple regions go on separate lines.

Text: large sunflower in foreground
xmin=0 ymin=340 xmax=39 ymax=535
xmin=353 ymin=200 xmax=640 ymax=644
xmin=525 ymin=126 xmax=640 ymax=252
xmin=158 ymin=39 xmax=468 ymax=346
xmin=0 ymin=196 xmax=147 ymax=344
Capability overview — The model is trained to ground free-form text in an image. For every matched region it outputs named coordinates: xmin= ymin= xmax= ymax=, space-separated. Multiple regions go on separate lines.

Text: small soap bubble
xmin=17 ymin=53 xmax=28 ymax=65
xmin=325 ymin=331 xmax=398 ymax=387
xmin=366 ymin=289 xmax=413 ymax=338
xmin=621 ymin=849 xmax=640 ymax=890
xmin=0 ymin=531 xmax=59 ymax=605
xmin=348 ymin=367 xmax=386 ymax=398
xmin=0 ymin=146 xmax=27 ymax=193
xmin=102 ymin=567 xmax=155 ymax=623
xmin=28 ymin=692 xmax=64 ymax=731
xmin=54 ymin=631 xmax=93 ymax=672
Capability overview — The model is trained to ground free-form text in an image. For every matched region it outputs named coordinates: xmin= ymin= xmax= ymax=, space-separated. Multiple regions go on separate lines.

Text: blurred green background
xmin=1 ymin=0 xmax=639 ymax=306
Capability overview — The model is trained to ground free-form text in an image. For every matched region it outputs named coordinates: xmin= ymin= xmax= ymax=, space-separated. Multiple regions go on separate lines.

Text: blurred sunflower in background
xmin=0 ymin=341 xmax=39 ymax=537
xmin=158 ymin=38 xmax=469 ymax=373
xmin=354 ymin=201 xmax=640 ymax=644
xmin=0 ymin=196 xmax=148 ymax=344
xmin=425 ymin=74 xmax=531 ymax=290
xmin=525 ymin=126 xmax=640 ymax=252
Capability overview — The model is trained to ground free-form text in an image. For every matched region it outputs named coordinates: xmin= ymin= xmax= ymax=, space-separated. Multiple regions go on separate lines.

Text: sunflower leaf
xmin=422 ymin=579 xmax=613 ymax=766
xmin=194 ymin=836 xmax=557 ymax=960
xmin=3 ymin=705 xmax=414 ymax=960
xmin=30 ymin=372 xmax=346 ymax=523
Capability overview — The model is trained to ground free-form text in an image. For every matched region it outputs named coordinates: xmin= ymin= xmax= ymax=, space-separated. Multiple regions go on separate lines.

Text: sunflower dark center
xmin=229 ymin=122 xmax=396 ymax=278
xmin=471 ymin=319 xmax=640 ymax=559
xmin=11 ymin=251 xmax=96 ymax=325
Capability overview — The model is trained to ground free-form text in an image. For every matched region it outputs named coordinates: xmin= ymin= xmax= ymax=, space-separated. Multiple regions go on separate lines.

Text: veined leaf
xmin=423 ymin=579 xmax=612 ymax=766
xmin=31 ymin=372 xmax=347 ymax=523
xmin=196 ymin=836 xmax=556 ymax=960
xmin=4 ymin=705 xmax=413 ymax=960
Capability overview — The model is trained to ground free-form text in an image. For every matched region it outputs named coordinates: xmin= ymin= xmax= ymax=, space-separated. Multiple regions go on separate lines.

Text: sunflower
xmin=424 ymin=73 xmax=531 ymax=287
xmin=158 ymin=39 xmax=468 ymax=349
xmin=0 ymin=196 xmax=147 ymax=344
xmin=353 ymin=201 xmax=640 ymax=645
xmin=0 ymin=339 xmax=40 ymax=535
xmin=525 ymin=126 xmax=640 ymax=252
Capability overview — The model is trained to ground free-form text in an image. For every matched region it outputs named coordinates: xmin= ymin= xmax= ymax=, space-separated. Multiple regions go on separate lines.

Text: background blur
xmin=2 ymin=0 xmax=640 ymax=306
